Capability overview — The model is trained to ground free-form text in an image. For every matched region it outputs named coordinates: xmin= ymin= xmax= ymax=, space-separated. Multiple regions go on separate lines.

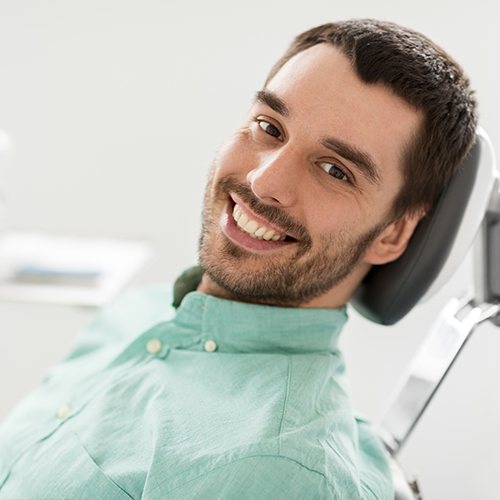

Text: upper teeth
xmin=232 ymin=203 xmax=287 ymax=241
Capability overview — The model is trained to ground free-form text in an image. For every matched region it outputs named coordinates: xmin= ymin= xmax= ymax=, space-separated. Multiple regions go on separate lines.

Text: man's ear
xmin=364 ymin=208 xmax=426 ymax=265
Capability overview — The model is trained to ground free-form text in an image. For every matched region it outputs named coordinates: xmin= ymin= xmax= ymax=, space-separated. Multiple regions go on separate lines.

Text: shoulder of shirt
xmin=55 ymin=284 xmax=175 ymax=368
xmin=102 ymin=283 xmax=175 ymax=318
xmin=90 ymin=283 xmax=175 ymax=334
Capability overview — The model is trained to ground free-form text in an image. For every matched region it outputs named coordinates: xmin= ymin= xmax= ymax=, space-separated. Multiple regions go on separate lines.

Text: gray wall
xmin=0 ymin=1 xmax=498 ymax=498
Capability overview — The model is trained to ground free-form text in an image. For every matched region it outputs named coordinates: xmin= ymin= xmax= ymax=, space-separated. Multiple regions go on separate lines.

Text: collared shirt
xmin=0 ymin=273 xmax=393 ymax=499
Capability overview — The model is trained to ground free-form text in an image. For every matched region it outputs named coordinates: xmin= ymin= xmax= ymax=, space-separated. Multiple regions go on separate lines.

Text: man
xmin=0 ymin=19 xmax=476 ymax=499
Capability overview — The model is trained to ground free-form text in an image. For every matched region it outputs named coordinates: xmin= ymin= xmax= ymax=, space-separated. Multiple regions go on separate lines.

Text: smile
xmin=232 ymin=204 xmax=287 ymax=241
xmin=219 ymin=194 xmax=297 ymax=252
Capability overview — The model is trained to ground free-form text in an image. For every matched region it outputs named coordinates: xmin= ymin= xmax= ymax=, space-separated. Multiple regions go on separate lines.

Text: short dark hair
xmin=264 ymin=19 xmax=478 ymax=218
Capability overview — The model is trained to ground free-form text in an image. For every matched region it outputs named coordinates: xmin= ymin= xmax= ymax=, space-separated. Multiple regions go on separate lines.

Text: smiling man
xmin=0 ymin=19 xmax=476 ymax=500
xmin=198 ymin=42 xmax=424 ymax=310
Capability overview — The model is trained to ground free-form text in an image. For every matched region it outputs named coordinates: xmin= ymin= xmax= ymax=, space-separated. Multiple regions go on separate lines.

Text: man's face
xmin=198 ymin=44 xmax=422 ymax=308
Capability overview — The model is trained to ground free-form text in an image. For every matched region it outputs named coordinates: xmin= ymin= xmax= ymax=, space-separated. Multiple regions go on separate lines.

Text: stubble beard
xmin=198 ymin=169 xmax=387 ymax=307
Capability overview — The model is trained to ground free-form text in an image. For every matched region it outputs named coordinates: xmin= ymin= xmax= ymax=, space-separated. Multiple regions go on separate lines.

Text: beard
xmin=198 ymin=167 xmax=388 ymax=307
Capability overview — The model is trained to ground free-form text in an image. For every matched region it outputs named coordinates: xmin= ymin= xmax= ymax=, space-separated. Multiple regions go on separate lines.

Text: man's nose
xmin=246 ymin=148 xmax=300 ymax=207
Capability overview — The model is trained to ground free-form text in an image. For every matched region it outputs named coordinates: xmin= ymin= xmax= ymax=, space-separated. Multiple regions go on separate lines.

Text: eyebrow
xmin=319 ymin=136 xmax=381 ymax=186
xmin=254 ymin=90 xmax=290 ymax=117
xmin=253 ymin=89 xmax=382 ymax=186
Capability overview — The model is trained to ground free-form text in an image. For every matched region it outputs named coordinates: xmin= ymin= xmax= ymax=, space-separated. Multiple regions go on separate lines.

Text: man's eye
xmin=257 ymin=119 xmax=282 ymax=139
xmin=319 ymin=162 xmax=350 ymax=182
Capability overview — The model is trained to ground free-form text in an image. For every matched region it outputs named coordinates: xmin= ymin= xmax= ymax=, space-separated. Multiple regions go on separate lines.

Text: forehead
xmin=264 ymin=44 xmax=423 ymax=186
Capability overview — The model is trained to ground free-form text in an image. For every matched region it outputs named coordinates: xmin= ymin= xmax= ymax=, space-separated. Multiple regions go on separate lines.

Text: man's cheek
xmin=221 ymin=133 xmax=257 ymax=169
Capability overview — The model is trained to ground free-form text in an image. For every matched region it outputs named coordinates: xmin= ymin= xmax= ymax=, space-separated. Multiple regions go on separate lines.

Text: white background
xmin=0 ymin=1 xmax=499 ymax=498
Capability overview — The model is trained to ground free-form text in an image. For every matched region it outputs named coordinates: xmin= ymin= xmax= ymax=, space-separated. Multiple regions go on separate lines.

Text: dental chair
xmin=352 ymin=128 xmax=498 ymax=499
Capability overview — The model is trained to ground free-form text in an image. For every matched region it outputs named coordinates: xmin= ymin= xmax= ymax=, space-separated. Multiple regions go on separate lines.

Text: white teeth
xmin=237 ymin=213 xmax=249 ymax=228
xmin=255 ymin=227 xmax=267 ymax=237
xmin=232 ymin=204 xmax=242 ymax=222
xmin=231 ymin=202 xmax=287 ymax=241
xmin=244 ymin=220 xmax=259 ymax=233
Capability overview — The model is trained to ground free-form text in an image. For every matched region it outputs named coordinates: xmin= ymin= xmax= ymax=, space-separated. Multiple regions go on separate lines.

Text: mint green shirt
xmin=0 ymin=276 xmax=393 ymax=499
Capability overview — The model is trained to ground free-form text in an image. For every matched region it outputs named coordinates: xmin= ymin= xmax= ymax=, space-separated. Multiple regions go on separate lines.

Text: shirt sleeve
xmin=152 ymin=455 xmax=340 ymax=500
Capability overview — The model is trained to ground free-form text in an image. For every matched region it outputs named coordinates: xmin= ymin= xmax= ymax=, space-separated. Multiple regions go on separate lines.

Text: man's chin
xmin=200 ymin=266 xmax=307 ymax=308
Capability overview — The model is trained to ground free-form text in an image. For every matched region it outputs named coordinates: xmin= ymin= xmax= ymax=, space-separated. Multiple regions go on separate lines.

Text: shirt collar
xmin=169 ymin=267 xmax=348 ymax=354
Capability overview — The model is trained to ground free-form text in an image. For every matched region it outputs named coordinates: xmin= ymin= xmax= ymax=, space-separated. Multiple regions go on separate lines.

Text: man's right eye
xmin=256 ymin=119 xmax=282 ymax=140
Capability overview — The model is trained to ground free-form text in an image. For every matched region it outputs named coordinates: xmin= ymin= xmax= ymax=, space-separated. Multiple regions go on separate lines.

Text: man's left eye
xmin=257 ymin=119 xmax=282 ymax=139
xmin=319 ymin=162 xmax=350 ymax=182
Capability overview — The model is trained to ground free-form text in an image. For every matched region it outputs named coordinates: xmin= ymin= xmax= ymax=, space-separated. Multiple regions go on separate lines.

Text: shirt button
xmin=204 ymin=339 xmax=217 ymax=352
xmin=56 ymin=403 xmax=71 ymax=420
xmin=146 ymin=338 xmax=163 ymax=354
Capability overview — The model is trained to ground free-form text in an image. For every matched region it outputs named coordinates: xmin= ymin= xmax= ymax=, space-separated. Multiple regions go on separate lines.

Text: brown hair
xmin=264 ymin=19 xmax=477 ymax=218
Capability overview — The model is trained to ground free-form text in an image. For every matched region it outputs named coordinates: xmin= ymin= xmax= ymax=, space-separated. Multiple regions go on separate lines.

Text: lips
xmin=229 ymin=194 xmax=297 ymax=239
xmin=219 ymin=194 xmax=297 ymax=252
xmin=232 ymin=203 xmax=288 ymax=241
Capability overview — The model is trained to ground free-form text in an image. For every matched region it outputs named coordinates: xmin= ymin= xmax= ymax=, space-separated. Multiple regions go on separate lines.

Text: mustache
xmin=217 ymin=176 xmax=311 ymax=244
